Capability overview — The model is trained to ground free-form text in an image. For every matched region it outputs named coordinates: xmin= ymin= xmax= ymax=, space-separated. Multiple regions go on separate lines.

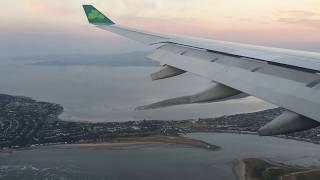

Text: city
xmin=1 ymin=94 xmax=320 ymax=150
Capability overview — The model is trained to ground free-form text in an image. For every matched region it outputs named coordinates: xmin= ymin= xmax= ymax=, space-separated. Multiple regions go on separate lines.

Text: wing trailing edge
xmin=82 ymin=5 xmax=320 ymax=136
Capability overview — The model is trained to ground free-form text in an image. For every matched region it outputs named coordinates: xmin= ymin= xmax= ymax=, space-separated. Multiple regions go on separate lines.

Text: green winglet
xmin=83 ymin=5 xmax=115 ymax=25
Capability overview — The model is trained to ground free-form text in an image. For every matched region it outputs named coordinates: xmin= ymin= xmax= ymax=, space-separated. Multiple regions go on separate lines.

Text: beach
xmin=1 ymin=135 xmax=219 ymax=152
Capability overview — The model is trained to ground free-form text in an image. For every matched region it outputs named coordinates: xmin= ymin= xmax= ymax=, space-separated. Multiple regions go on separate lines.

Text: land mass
xmin=0 ymin=94 xmax=217 ymax=151
xmin=1 ymin=94 xmax=320 ymax=179
xmin=234 ymin=158 xmax=320 ymax=180
xmin=1 ymin=94 xmax=320 ymax=151
xmin=14 ymin=52 xmax=160 ymax=67
xmin=42 ymin=136 xmax=217 ymax=151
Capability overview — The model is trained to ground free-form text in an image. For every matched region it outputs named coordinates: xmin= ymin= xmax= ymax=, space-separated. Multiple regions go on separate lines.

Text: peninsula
xmin=0 ymin=94 xmax=217 ymax=151
xmin=1 ymin=94 xmax=320 ymax=179
xmin=234 ymin=158 xmax=320 ymax=180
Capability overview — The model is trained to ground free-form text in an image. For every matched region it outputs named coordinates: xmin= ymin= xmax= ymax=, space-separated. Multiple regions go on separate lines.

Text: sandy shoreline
xmin=233 ymin=159 xmax=246 ymax=180
xmin=0 ymin=135 xmax=219 ymax=153
xmin=44 ymin=142 xmax=165 ymax=149
xmin=232 ymin=158 xmax=320 ymax=180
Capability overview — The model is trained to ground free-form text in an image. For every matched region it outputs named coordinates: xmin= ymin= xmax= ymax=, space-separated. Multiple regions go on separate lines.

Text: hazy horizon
xmin=1 ymin=2 xmax=320 ymax=179
xmin=1 ymin=0 xmax=320 ymax=57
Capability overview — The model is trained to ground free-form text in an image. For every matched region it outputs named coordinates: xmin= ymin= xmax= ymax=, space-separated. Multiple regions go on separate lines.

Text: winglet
xmin=82 ymin=5 xmax=115 ymax=25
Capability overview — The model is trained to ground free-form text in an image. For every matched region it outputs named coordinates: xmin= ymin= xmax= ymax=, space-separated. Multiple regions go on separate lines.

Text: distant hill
xmin=16 ymin=52 xmax=160 ymax=67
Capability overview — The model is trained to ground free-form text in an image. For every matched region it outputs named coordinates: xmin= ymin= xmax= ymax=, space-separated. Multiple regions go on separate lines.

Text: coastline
xmin=233 ymin=159 xmax=246 ymax=180
xmin=0 ymin=135 xmax=219 ymax=153
xmin=195 ymin=129 xmax=320 ymax=145
xmin=2 ymin=130 xmax=320 ymax=153
xmin=233 ymin=158 xmax=320 ymax=180
xmin=2 ymin=94 xmax=320 ymax=152
xmin=2 ymin=129 xmax=320 ymax=154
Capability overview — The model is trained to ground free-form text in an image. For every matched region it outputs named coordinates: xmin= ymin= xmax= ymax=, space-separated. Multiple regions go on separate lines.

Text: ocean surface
xmin=0 ymin=57 xmax=305 ymax=180
xmin=0 ymin=60 xmax=274 ymax=122
xmin=1 ymin=133 xmax=320 ymax=180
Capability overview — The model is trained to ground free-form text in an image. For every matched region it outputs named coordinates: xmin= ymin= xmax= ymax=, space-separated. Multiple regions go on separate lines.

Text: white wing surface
xmin=83 ymin=5 xmax=320 ymax=136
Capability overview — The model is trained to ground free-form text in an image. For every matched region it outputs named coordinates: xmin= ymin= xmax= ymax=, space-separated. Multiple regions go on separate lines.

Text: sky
xmin=1 ymin=0 xmax=320 ymax=56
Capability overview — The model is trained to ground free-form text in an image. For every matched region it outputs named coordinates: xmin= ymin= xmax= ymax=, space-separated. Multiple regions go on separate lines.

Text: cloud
xmin=20 ymin=0 xmax=73 ymax=15
xmin=99 ymin=0 xmax=212 ymax=19
xmin=98 ymin=0 xmax=157 ymax=17
xmin=20 ymin=0 xmax=47 ymax=13
xmin=2 ymin=0 xmax=320 ymax=54
xmin=279 ymin=10 xmax=316 ymax=17
xmin=275 ymin=9 xmax=320 ymax=29
xmin=278 ymin=18 xmax=320 ymax=28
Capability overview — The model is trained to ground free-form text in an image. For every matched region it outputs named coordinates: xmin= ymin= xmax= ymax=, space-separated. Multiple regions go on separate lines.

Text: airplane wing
xmin=83 ymin=5 xmax=320 ymax=136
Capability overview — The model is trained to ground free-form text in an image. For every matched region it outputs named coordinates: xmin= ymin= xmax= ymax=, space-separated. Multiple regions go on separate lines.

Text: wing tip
xmin=82 ymin=4 xmax=115 ymax=25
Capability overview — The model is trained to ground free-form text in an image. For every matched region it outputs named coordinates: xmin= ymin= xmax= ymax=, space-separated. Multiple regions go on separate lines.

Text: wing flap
xmin=148 ymin=45 xmax=320 ymax=122
xmin=82 ymin=5 xmax=320 ymax=131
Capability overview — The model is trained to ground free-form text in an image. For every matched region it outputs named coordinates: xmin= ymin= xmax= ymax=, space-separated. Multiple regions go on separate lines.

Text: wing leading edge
xmin=83 ymin=5 xmax=320 ymax=136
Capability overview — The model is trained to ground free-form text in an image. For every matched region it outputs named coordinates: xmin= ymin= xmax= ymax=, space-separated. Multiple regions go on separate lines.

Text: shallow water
xmin=1 ymin=133 xmax=320 ymax=180
xmin=0 ymin=63 xmax=274 ymax=122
